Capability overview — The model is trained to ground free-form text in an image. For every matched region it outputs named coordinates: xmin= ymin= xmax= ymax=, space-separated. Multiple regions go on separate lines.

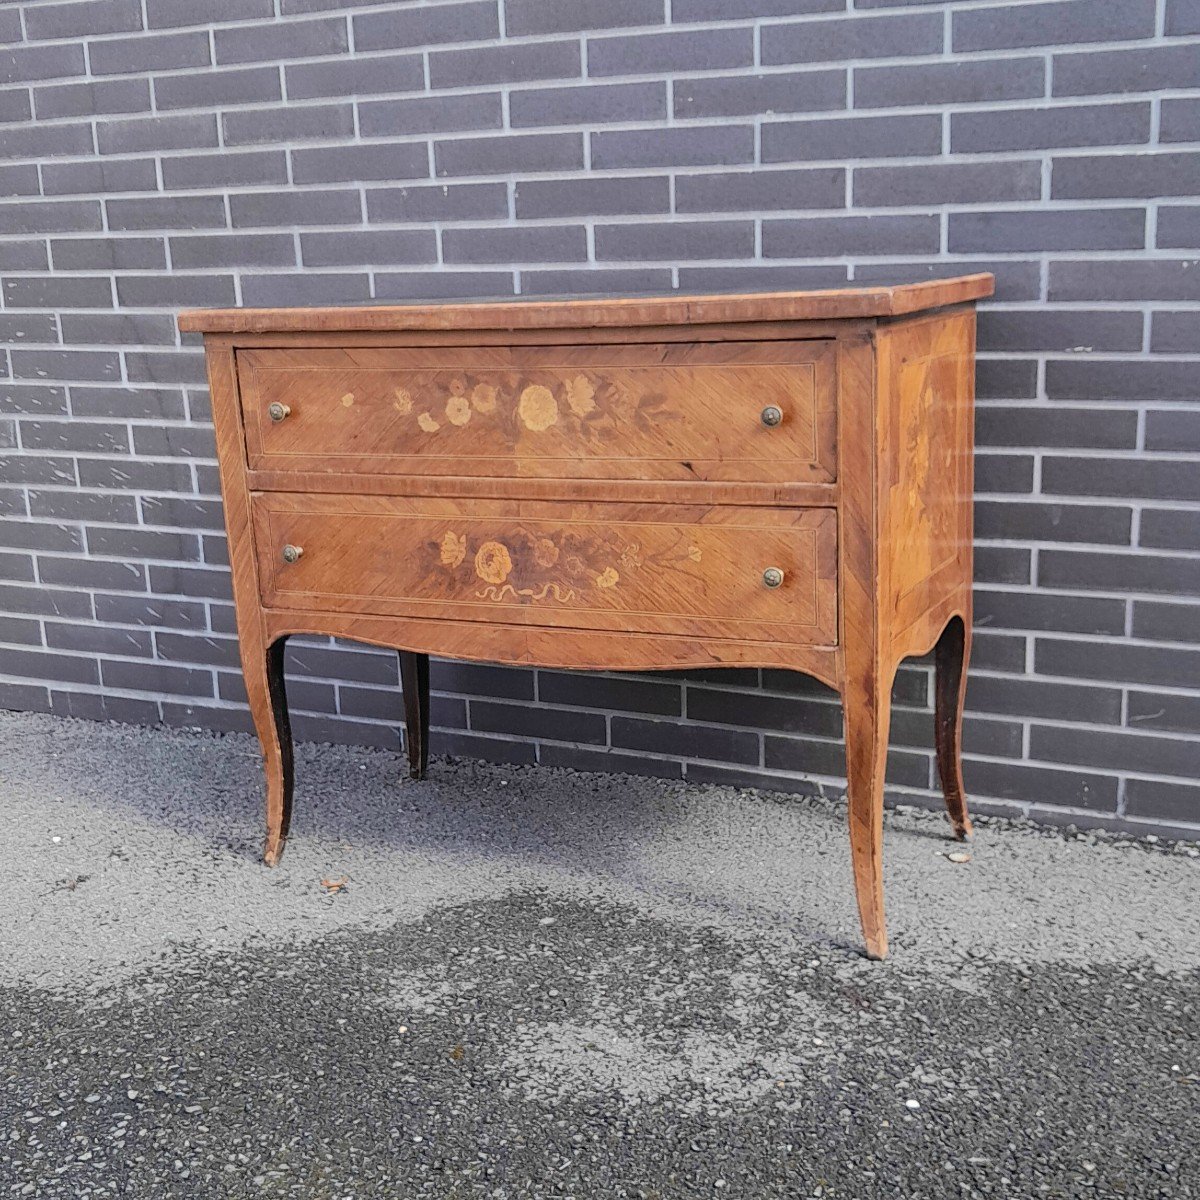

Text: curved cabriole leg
xmin=843 ymin=661 xmax=894 ymax=961
xmin=934 ymin=614 xmax=974 ymax=841
xmin=244 ymin=635 xmax=294 ymax=866
xmin=398 ymin=650 xmax=430 ymax=780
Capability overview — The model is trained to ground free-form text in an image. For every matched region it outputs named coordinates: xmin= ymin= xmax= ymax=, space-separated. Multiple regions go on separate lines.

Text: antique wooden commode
xmin=181 ymin=275 xmax=993 ymax=959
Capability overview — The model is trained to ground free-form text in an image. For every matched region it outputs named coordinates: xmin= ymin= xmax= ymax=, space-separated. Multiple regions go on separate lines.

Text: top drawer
xmin=236 ymin=341 xmax=836 ymax=485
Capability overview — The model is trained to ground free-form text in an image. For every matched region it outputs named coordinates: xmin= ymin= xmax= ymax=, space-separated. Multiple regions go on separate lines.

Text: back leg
xmin=398 ymin=650 xmax=430 ymax=780
xmin=934 ymin=614 xmax=973 ymax=841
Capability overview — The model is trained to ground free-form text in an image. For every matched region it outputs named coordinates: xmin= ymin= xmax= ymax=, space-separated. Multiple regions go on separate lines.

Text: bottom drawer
xmin=252 ymin=494 xmax=838 ymax=646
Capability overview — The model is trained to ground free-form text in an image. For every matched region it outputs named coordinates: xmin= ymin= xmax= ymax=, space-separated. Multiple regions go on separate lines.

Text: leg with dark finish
xmin=842 ymin=655 xmax=894 ymax=961
xmin=245 ymin=635 xmax=294 ymax=867
xmin=399 ymin=650 xmax=431 ymax=779
xmin=934 ymin=613 xmax=974 ymax=841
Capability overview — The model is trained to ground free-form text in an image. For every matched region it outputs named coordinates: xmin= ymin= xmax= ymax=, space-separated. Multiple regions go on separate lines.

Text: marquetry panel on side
xmin=237 ymin=341 xmax=837 ymax=484
xmin=876 ymin=308 xmax=976 ymax=649
xmin=251 ymin=493 xmax=839 ymax=647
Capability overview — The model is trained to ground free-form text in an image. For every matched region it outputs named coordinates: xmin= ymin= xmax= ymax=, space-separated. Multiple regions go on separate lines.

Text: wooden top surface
xmin=179 ymin=274 xmax=994 ymax=334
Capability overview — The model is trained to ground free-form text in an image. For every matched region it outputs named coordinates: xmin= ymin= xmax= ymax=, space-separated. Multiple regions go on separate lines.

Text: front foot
xmin=263 ymin=832 xmax=287 ymax=866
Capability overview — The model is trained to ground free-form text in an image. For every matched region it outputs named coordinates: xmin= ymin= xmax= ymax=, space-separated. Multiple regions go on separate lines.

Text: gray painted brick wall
xmin=1 ymin=0 xmax=1198 ymax=836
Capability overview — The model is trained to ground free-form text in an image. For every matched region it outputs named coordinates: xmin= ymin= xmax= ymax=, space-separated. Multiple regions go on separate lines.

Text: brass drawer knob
xmin=268 ymin=402 xmax=291 ymax=423
xmin=281 ymin=544 xmax=303 ymax=564
xmin=760 ymin=405 xmax=783 ymax=427
xmin=762 ymin=566 xmax=784 ymax=589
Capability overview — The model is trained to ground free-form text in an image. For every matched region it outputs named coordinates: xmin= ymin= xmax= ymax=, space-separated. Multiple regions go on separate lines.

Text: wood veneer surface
xmin=194 ymin=275 xmax=994 ymax=959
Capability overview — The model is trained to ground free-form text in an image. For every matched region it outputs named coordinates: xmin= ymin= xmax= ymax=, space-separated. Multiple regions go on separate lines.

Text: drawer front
xmin=238 ymin=341 xmax=836 ymax=485
xmin=253 ymin=494 xmax=838 ymax=646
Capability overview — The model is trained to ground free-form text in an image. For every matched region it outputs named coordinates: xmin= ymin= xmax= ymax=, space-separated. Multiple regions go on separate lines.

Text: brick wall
xmin=2 ymin=0 xmax=1198 ymax=836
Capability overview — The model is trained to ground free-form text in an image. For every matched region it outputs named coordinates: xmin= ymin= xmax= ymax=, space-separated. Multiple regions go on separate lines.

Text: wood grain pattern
xmin=245 ymin=471 xmax=839 ymax=508
xmin=180 ymin=274 xmax=994 ymax=334
xmin=879 ymin=309 xmax=975 ymax=638
xmin=202 ymin=335 xmax=296 ymax=865
xmin=238 ymin=341 xmax=837 ymax=485
xmin=193 ymin=277 xmax=993 ymax=958
xmin=264 ymin=609 xmax=843 ymax=681
xmin=251 ymin=493 xmax=839 ymax=646
xmin=833 ymin=328 xmax=891 ymax=960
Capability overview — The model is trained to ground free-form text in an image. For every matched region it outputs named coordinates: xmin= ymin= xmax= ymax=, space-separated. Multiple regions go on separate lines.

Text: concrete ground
xmin=0 ymin=710 xmax=1197 ymax=1199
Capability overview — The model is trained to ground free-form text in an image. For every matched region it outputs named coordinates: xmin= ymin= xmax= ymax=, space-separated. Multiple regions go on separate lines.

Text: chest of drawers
xmin=181 ymin=275 xmax=993 ymax=959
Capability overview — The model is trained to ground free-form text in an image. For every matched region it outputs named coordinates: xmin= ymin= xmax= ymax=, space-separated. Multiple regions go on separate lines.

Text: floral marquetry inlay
xmin=385 ymin=370 xmax=677 ymax=442
xmin=198 ymin=277 xmax=989 ymax=960
xmin=429 ymin=524 xmax=703 ymax=605
xmin=241 ymin=341 xmax=840 ymax=484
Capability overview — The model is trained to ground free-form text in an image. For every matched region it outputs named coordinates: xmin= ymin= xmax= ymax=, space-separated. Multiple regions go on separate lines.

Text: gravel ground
xmin=0 ymin=709 xmax=1197 ymax=1199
